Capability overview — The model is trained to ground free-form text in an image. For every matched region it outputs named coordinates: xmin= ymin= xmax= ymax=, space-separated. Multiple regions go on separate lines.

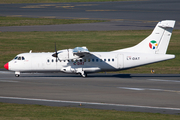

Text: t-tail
xmin=113 ymin=20 xmax=176 ymax=69
xmin=113 ymin=20 xmax=176 ymax=54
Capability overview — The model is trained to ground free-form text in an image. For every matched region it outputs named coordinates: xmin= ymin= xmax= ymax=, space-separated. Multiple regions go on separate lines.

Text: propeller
xmin=52 ymin=43 xmax=58 ymax=62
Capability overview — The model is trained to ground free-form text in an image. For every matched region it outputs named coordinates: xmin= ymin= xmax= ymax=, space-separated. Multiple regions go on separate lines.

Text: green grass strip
xmin=1 ymin=30 xmax=180 ymax=74
xmin=0 ymin=16 xmax=106 ymax=26
xmin=0 ymin=103 xmax=180 ymax=120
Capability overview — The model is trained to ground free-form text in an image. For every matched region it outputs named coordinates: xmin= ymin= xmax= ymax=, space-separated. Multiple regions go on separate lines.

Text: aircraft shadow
xmin=21 ymin=73 xmax=180 ymax=78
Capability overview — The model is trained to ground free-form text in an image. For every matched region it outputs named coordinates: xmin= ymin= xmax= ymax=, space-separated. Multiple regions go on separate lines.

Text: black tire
xmin=15 ymin=74 xmax=20 ymax=77
xmin=81 ymin=72 xmax=87 ymax=78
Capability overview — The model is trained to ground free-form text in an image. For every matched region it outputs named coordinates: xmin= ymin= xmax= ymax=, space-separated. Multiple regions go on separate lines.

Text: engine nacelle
xmin=57 ymin=49 xmax=79 ymax=60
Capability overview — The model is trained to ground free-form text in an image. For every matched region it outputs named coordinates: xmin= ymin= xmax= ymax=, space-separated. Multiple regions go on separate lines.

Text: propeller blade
xmin=55 ymin=43 xmax=58 ymax=62
xmin=52 ymin=43 xmax=58 ymax=62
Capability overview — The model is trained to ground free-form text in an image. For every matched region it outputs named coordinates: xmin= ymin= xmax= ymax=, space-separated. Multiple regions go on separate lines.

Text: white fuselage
xmin=4 ymin=20 xmax=176 ymax=77
xmin=8 ymin=52 xmax=174 ymax=74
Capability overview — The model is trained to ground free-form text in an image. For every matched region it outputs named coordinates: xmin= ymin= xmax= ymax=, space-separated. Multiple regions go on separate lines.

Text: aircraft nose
xmin=4 ymin=62 xmax=9 ymax=70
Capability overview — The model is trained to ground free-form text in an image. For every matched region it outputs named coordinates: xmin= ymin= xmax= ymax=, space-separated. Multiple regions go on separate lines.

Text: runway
xmin=1 ymin=0 xmax=180 ymax=31
xmin=1 ymin=0 xmax=180 ymax=21
xmin=0 ymin=71 xmax=180 ymax=114
xmin=0 ymin=21 xmax=163 ymax=32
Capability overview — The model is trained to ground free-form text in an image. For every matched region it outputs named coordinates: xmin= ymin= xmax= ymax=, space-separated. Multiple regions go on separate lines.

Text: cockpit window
xmin=22 ymin=56 xmax=25 ymax=60
xmin=14 ymin=56 xmax=18 ymax=60
xmin=14 ymin=56 xmax=25 ymax=60
xmin=18 ymin=57 xmax=21 ymax=60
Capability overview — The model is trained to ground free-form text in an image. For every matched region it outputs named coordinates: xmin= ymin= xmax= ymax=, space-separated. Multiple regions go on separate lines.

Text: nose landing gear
xmin=15 ymin=71 xmax=20 ymax=77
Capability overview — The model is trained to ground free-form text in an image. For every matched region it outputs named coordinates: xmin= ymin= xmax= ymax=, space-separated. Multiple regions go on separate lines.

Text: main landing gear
xmin=80 ymin=71 xmax=87 ymax=78
xmin=75 ymin=68 xmax=87 ymax=78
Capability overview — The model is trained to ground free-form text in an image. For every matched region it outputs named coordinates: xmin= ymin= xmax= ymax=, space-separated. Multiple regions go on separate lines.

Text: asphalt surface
xmin=0 ymin=71 xmax=180 ymax=114
xmin=1 ymin=0 xmax=180 ymax=21
xmin=0 ymin=21 xmax=163 ymax=32
xmin=0 ymin=0 xmax=180 ymax=31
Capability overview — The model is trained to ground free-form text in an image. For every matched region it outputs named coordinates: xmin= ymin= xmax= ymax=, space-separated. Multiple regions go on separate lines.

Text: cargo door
xmin=117 ymin=54 xmax=124 ymax=69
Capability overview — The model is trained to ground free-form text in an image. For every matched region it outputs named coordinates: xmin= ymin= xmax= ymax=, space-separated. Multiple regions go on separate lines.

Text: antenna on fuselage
xmin=29 ymin=50 xmax=32 ymax=53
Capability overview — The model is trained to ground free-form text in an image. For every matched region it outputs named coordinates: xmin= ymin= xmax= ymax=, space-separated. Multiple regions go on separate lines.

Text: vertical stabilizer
xmin=155 ymin=20 xmax=175 ymax=54
xmin=113 ymin=20 xmax=175 ymax=54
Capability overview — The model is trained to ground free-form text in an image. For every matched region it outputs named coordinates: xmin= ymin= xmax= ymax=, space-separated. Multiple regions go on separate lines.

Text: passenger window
xmin=52 ymin=59 xmax=54 ymax=62
xmin=112 ymin=59 xmax=114 ymax=62
xmin=68 ymin=60 xmax=70 ymax=62
xmin=71 ymin=59 xmax=74 ymax=62
xmin=108 ymin=59 xmax=110 ymax=62
xmin=64 ymin=60 xmax=66 ymax=62
xmin=100 ymin=59 xmax=103 ymax=62
xmin=47 ymin=59 xmax=50 ymax=62
xmin=80 ymin=59 xmax=82 ymax=62
xmin=92 ymin=59 xmax=94 ymax=62
xmin=104 ymin=59 xmax=106 ymax=62
xmin=88 ymin=59 xmax=90 ymax=62
xmin=84 ymin=59 xmax=86 ymax=62
xmin=96 ymin=59 xmax=98 ymax=62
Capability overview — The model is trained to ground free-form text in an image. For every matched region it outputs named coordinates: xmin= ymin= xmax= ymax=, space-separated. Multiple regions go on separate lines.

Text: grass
xmin=0 ymin=16 xmax=106 ymax=26
xmin=0 ymin=102 xmax=180 ymax=120
xmin=1 ymin=30 xmax=180 ymax=74
xmin=0 ymin=0 xmax=135 ymax=4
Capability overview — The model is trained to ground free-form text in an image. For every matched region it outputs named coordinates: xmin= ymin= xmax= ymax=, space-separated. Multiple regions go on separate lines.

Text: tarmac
xmin=0 ymin=71 xmax=180 ymax=114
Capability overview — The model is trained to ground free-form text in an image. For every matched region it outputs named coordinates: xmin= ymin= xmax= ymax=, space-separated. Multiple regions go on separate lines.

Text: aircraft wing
xmin=73 ymin=47 xmax=90 ymax=57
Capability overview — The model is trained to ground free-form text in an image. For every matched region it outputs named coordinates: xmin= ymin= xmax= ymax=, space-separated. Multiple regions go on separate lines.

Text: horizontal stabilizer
xmin=158 ymin=20 xmax=175 ymax=28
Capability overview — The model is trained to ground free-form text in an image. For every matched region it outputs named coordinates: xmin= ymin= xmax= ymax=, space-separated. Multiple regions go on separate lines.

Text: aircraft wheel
xmin=84 ymin=72 xmax=87 ymax=77
xmin=15 ymin=74 xmax=20 ymax=77
xmin=81 ymin=72 xmax=87 ymax=78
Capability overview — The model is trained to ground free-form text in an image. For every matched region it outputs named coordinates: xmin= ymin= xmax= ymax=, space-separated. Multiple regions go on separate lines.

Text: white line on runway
xmin=0 ymin=80 xmax=19 ymax=83
xmin=118 ymin=87 xmax=144 ymax=91
xmin=0 ymin=96 xmax=180 ymax=111
xmin=148 ymin=79 xmax=180 ymax=83
xmin=117 ymin=87 xmax=180 ymax=93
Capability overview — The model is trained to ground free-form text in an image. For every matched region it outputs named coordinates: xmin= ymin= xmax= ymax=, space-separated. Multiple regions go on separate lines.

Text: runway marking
xmin=118 ymin=87 xmax=144 ymax=91
xmin=86 ymin=9 xmax=178 ymax=13
xmin=0 ymin=80 xmax=19 ymax=83
xmin=117 ymin=87 xmax=180 ymax=93
xmin=148 ymin=79 xmax=180 ymax=83
xmin=86 ymin=10 xmax=117 ymax=12
xmin=21 ymin=4 xmax=58 ymax=8
xmin=0 ymin=96 xmax=180 ymax=111
xmin=75 ymin=4 xmax=98 ymax=6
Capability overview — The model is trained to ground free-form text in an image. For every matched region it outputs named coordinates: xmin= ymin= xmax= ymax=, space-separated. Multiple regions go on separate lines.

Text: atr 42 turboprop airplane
xmin=4 ymin=20 xmax=176 ymax=77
